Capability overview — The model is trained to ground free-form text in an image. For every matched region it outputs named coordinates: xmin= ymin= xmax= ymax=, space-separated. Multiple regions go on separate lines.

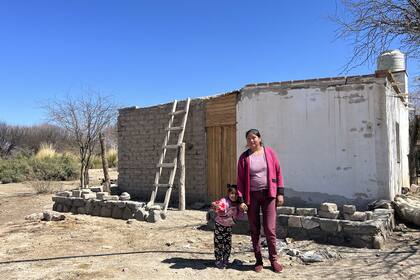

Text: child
xmin=212 ymin=184 xmax=242 ymax=269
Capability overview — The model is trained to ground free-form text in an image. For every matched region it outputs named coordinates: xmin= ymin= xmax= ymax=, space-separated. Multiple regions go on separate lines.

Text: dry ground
xmin=0 ymin=169 xmax=419 ymax=280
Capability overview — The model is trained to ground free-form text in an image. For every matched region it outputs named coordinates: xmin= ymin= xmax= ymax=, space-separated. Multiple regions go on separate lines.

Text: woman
xmin=237 ymin=128 xmax=284 ymax=273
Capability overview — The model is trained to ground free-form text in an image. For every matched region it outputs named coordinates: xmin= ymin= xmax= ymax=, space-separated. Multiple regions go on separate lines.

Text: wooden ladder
xmin=148 ymin=98 xmax=190 ymax=212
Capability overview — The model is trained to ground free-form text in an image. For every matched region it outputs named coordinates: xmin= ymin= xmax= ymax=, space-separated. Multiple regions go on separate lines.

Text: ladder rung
xmin=157 ymin=163 xmax=176 ymax=168
xmin=169 ymin=110 xmax=186 ymax=116
xmin=166 ymin=126 xmax=183 ymax=131
xmin=154 ymin=183 xmax=172 ymax=188
xmin=163 ymin=144 xmax=179 ymax=149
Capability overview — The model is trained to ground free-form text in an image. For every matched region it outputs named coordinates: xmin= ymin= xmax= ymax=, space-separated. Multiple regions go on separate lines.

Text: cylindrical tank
xmin=377 ymin=50 xmax=405 ymax=71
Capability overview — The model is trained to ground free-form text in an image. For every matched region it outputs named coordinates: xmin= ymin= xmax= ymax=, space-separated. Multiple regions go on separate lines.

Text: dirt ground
xmin=0 ymin=169 xmax=419 ymax=280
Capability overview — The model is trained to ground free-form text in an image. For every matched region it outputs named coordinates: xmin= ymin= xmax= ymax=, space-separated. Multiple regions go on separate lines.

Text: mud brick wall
xmin=118 ymin=99 xmax=207 ymax=205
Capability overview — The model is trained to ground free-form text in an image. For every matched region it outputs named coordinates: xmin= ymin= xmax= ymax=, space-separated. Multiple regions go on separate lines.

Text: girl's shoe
xmin=222 ymin=259 xmax=229 ymax=268
xmin=215 ymin=260 xmax=225 ymax=269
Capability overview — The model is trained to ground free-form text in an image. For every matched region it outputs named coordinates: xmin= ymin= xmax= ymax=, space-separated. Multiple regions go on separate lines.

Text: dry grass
xmin=35 ymin=143 xmax=57 ymax=160
xmin=29 ymin=180 xmax=63 ymax=194
xmin=107 ymin=148 xmax=118 ymax=167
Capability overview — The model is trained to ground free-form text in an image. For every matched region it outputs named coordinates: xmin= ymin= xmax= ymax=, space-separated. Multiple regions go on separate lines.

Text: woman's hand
xmin=276 ymin=195 xmax=284 ymax=206
xmin=239 ymin=203 xmax=248 ymax=212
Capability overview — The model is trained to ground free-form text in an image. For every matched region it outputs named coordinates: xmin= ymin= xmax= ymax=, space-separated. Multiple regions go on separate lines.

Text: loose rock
xmin=343 ymin=205 xmax=356 ymax=214
xmin=25 ymin=213 xmax=43 ymax=221
xmin=42 ymin=211 xmax=65 ymax=221
xmin=119 ymin=192 xmax=131 ymax=201
xmin=320 ymin=203 xmax=338 ymax=212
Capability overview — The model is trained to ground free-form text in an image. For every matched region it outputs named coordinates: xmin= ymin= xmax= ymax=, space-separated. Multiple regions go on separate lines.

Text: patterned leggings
xmin=214 ymin=222 xmax=232 ymax=262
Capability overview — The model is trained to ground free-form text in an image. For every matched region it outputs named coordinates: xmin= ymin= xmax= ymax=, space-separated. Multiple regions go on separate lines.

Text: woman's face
xmin=246 ymin=133 xmax=261 ymax=150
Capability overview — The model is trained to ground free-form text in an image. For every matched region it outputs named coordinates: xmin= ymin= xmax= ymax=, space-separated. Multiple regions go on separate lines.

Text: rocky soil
xmin=0 ymin=170 xmax=419 ymax=279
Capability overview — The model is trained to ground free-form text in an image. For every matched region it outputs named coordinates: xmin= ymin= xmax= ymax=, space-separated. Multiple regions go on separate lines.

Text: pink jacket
xmin=237 ymin=146 xmax=284 ymax=205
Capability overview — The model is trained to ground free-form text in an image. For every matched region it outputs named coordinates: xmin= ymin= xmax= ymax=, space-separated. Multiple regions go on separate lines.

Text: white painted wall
xmin=237 ymin=77 xmax=406 ymax=206
xmin=385 ymin=78 xmax=410 ymax=199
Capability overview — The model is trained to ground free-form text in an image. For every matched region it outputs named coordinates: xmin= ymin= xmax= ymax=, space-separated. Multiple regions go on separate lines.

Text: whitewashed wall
xmin=385 ymin=77 xmax=410 ymax=199
xmin=237 ymin=76 xmax=409 ymax=208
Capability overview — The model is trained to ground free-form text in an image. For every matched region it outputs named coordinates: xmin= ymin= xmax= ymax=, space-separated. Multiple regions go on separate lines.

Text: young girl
xmin=212 ymin=184 xmax=242 ymax=269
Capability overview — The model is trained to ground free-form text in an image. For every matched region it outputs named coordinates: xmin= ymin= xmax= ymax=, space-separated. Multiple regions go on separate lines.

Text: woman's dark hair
xmin=226 ymin=184 xmax=237 ymax=193
xmin=245 ymin=128 xmax=263 ymax=147
xmin=245 ymin=128 xmax=261 ymax=138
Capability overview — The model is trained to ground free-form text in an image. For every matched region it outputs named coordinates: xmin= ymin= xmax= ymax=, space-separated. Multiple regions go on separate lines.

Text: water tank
xmin=377 ymin=50 xmax=405 ymax=71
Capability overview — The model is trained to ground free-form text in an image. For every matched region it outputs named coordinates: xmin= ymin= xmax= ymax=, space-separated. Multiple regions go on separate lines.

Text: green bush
xmin=0 ymin=155 xmax=34 ymax=183
xmin=90 ymin=155 xmax=102 ymax=169
xmin=89 ymin=150 xmax=118 ymax=169
xmin=0 ymin=153 xmax=79 ymax=183
xmin=32 ymin=154 xmax=79 ymax=181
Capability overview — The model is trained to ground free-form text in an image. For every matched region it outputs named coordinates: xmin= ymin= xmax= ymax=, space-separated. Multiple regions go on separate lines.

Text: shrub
xmin=29 ymin=180 xmax=62 ymax=194
xmin=90 ymin=155 xmax=102 ymax=169
xmin=0 ymin=155 xmax=34 ymax=183
xmin=32 ymin=153 xmax=79 ymax=181
xmin=89 ymin=149 xmax=118 ymax=169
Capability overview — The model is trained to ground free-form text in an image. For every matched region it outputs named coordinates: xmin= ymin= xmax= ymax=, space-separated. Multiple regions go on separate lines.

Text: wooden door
xmin=206 ymin=93 xmax=237 ymax=201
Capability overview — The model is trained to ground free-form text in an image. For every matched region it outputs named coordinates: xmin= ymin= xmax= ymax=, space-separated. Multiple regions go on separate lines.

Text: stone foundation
xmin=207 ymin=203 xmax=395 ymax=249
xmin=52 ymin=188 xmax=164 ymax=223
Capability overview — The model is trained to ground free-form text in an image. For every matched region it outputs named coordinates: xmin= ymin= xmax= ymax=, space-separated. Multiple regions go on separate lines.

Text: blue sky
xmin=0 ymin=0 xmax=418 ymax=125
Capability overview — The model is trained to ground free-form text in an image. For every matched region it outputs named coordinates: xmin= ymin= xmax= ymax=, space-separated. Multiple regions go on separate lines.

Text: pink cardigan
xmin=237 ymin=146 xmax=284 ymax=205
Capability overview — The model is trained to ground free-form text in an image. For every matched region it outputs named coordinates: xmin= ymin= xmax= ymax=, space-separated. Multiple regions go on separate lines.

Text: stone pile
xmin=52 ymin=187 xmax=165 ymax=223
xmin=393 ymin=194 xmax=420 ymax=226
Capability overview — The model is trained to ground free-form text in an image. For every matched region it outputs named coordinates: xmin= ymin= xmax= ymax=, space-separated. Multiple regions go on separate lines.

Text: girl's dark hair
xmin=226 ymin=184 xmax=237 ymax=193
xmin=245 ymin=128 xmax=261 ymax=138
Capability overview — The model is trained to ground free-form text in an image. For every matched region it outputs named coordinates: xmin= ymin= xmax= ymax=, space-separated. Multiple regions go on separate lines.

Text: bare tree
xmin=0 ymin=123 xmax=25 ymax=157
xmin=332 ymin=0 xmax=420 ymax=72
xmin=45 ymin=93 xmax=117 ymax=188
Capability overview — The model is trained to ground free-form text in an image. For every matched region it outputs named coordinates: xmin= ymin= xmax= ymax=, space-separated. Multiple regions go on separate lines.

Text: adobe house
xmin=118 ymin=51 xmax=410 ymax=209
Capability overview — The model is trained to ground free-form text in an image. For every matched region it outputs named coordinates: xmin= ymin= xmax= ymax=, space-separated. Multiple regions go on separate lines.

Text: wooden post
xmin=99 ymin=132 xmax=111 ymax=192
xmin=179 ymin=142 xmax=186 ymax=211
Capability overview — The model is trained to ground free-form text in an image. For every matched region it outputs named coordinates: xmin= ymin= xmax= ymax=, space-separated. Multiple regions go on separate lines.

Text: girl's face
xmin=246 ymin=133 xmax=262 ymax=150
xmin=228 ymin=189 xmax=237 ymax=201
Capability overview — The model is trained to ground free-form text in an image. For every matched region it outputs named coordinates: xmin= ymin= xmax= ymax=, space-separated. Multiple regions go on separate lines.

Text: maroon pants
xmin=247 ymin=190 xmax=277 ymax=262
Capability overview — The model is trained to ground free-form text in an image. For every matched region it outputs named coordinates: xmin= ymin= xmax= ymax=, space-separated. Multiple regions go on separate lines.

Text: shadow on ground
xmin=162 ymin=257 xmax=254 ymax=271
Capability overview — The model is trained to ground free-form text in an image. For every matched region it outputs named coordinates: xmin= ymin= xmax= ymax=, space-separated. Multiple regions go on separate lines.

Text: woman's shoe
xmin=270 ymin=260 xmax=283 ymax=273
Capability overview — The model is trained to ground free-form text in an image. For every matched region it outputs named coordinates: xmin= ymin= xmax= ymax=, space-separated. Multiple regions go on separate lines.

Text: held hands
xmin=239 ymin=203 xmax=248 ymax=212
xmin=276 ymin=195 xmax=284 ymax=206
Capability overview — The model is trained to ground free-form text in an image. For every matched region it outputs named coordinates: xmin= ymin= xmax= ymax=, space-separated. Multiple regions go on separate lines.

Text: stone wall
xmin=207 ymin=203 xmax=395 ymax=249
xmin=118 ymin=99 xmax=207 ymax=205
xmin=52 ymin=188 xmax=165 ymax=223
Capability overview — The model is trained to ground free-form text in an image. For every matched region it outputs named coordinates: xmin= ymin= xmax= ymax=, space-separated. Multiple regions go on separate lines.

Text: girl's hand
xmin=239 ymin=203 xmax=248 ymax=212
xmin=276 ymin=195 xmax=284 ymax=206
